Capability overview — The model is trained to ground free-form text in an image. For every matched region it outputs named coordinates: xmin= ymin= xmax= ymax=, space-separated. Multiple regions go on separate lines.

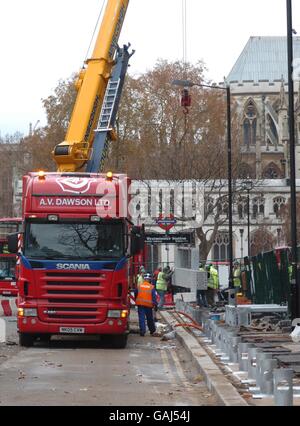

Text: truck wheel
xmin=19 ymin=333 xmax=35 ymax=347
xmin=111 ymin=334 xmax=128 ymax=349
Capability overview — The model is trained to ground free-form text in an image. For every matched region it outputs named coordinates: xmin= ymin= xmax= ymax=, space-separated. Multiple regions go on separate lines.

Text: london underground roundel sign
xmin=156 ymin=214 xmax=177 ymax=232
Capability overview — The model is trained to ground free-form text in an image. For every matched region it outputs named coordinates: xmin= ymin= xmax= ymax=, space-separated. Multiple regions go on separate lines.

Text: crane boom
xmin=53 ymin=0 xmax=130 ymax=173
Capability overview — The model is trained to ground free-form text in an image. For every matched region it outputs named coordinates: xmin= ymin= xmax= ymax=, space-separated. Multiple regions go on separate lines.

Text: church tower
xmin=227 ymin=36 xmax=300 ymax=180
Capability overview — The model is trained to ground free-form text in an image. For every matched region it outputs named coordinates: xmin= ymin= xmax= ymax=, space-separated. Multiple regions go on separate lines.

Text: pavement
xmin=159 ymin=308 xmax=300 ymax=406
xmin=160 ymin=310 xmax=249 ymax=406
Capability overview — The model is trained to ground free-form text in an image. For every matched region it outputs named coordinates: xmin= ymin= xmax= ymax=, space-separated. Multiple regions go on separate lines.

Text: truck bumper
xmin=18 ymin=317 xmax=129 ymax=335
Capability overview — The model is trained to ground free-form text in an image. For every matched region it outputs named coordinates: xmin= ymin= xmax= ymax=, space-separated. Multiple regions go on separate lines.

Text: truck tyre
xmin=19 ymin=333 xmax=35 ymax=347
xmin=111 ymin=334 xmax=128 ymax=349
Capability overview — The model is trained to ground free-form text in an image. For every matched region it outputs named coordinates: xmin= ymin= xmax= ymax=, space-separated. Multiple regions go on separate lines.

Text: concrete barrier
xmin=0 ymin=298 xmax=17 ymax=317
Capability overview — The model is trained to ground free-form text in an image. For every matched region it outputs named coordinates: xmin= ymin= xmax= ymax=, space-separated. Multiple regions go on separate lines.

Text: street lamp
xmin=239 ymin=229 xmax=244 ymax=259
xmin=242 ymin=178 xmax=254 ymax=258
xmin=172 ymin=79 xmax=234 ymax=291
xmin=286 ymin=0 xmax=300 ymax=319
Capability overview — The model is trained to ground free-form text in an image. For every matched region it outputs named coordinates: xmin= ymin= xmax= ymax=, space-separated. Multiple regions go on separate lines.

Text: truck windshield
xmin=24 ymin=222 xmax=124 ymax=260
xmin=0 ymin=259 xmax=16 ymax=280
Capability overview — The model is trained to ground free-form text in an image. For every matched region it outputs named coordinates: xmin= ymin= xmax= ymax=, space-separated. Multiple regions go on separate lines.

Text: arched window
xmin=237 ymin=197 xmax=248 ymax=219
xmin=273 ymin=197 xmax=286 ymax=218
xmin=252 ymin=197 xmax=265 ymax=219
xmin=239 ymin=163 xmax=255 ymax=179
xmin=205 ymin=197 xmax=214 ymax=217
xmin=213 ymin=232 xmax=230 ymax=261
xmin=263 ymin=163 xmax=282 ymax=179
xmin=243 ymin=100 xmax=257 ymax=147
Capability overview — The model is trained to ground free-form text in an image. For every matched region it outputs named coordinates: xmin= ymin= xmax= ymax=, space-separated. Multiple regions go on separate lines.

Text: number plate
xmin=59 ymin=327 xmax=85 ymax=334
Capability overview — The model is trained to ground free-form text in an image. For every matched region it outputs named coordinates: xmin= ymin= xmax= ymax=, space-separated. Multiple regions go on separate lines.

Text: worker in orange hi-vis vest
xmin=135 ymin=273 xmax=158 ymax=337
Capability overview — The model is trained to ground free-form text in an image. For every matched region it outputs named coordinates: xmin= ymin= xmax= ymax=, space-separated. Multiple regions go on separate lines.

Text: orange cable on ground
xmin=174 ymin=311 xmax=204 ymax=332
xmin=174 ymin=323 xmax=204 ymax=332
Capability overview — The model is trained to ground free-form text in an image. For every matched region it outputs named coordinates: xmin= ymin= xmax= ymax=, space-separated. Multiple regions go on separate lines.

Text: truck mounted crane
xmin=53 ymin=0 xmax=133 ymax=173
xmin=9 ymin=0 xmax=145 ymax=349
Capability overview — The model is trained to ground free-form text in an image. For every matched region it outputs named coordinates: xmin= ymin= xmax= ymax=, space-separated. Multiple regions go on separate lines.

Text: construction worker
xmin=152 ymin=267 xmax=161 ymax=286
xmin=197 ymin=263 xmax=208 ymax=308
xmin=135 ymin=273 xmax=158 ymax=337
xmin=206 ymin=264 xmax=219 ymax=306
xmin=136 ymin=265 xmax=145 ymax=287
xmin=156 ymin=266 xmax=171 ymax=309
xmin=233 ymin=260 xmax=242 ymax=293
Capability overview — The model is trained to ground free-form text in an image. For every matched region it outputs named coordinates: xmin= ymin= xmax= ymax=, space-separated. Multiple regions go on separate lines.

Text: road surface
xmin=0 ymin=310 xmax=218 ymax=406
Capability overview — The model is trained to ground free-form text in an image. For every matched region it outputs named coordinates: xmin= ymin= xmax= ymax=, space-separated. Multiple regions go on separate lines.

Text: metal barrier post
xmin=274 ymin=369 xmax=294 ymax=406
xmin=256 ymin=352 xmax=273 ymax=390
xmin=260 ymin=358 xmax=278 ymax=396
xmin=229 ymin=336 xmax=241 ymax=363
xmin=248 ymin=348 xmax=263 ymax=381
xmin=238 ymin=343 xmax=254 ymax=372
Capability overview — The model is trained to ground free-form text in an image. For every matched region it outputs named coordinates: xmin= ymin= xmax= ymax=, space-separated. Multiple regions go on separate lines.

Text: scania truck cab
xmin=9 ymin=172 xmax=142 ymax=347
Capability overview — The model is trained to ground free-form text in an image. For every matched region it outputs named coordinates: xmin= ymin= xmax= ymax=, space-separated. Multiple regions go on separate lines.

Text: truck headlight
xmin=108 ymin=310 xmax=121 ymax=318
xmin=20 ymin=308 xmax=38 ymax=317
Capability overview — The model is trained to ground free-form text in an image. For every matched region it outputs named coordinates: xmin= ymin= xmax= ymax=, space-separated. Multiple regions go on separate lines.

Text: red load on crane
xmin=181 ymin=89 xmax=191 ymax=108
xmin=181 ymin=89 xmax=191 ymax=115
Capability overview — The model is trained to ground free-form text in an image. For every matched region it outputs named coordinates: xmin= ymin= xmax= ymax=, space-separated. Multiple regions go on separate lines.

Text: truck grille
xmin=38 ymin=271 xmax=109 ymax=323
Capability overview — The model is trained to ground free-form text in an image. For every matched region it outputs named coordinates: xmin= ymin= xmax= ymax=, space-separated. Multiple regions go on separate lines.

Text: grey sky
xmin=1 ymin=0 xmax=300 ymax=136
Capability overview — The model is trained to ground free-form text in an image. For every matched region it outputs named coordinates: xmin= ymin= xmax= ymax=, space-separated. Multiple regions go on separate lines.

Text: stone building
xmin=228 ymin=36 xmax=300 ymax=180
xmin=203 ymin=36 xmax=300 ymax=262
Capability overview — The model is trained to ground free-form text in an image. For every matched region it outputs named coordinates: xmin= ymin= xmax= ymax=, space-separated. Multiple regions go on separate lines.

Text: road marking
xmin=160 ymin=348 xmax=178 ymax=388
xmin=167 ymin=348 xmax=193 ymax=389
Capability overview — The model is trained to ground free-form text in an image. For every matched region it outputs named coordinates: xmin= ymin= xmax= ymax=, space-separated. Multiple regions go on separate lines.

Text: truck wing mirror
xmin=7 ymin=233 xmax=19 ymax=254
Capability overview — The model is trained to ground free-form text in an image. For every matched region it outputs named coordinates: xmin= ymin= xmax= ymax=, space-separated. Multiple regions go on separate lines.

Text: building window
xmin=239 ymin=163 xmax=255 ymax=179
xmin=213 ymin=232 xmax=230 ymax=261
xmin=273 ymin=197 xmax=286 ymax=218
xmin=243 ymin=100 xmax=257 ymax=147
xmin=237 ymin=197 xmax=248 ymax=219
xmin=263 ymin=163 xmax=282 ymax=179
xmin=252 ymin=197 xmax=265 ymax=219
xmin=205 ymin=197 xmax=214 ymax=217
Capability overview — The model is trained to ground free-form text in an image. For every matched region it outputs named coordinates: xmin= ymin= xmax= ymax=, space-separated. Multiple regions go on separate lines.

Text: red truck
xmin=8 ymin=172 xmax=143 ymax=348
xmin=0 ymin=218 xmax=22 ymax=296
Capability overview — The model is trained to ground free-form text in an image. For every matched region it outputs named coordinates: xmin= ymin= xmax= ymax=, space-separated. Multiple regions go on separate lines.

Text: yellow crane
xmin=53 ymin=0 xmax=132 ymax=173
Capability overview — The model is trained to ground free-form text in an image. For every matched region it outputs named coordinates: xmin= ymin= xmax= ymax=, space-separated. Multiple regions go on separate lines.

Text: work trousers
xmin=157 ymin=290 xmax=166 ymax=309
xmin=137 ymin=306 xmax=156 ymax=335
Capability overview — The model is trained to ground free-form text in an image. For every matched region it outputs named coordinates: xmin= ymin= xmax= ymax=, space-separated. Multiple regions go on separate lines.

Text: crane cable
xmin=84 ymin=0 xmax=106 ymax=64
xmin=182 ymin=0 xmax=188 ymax=79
